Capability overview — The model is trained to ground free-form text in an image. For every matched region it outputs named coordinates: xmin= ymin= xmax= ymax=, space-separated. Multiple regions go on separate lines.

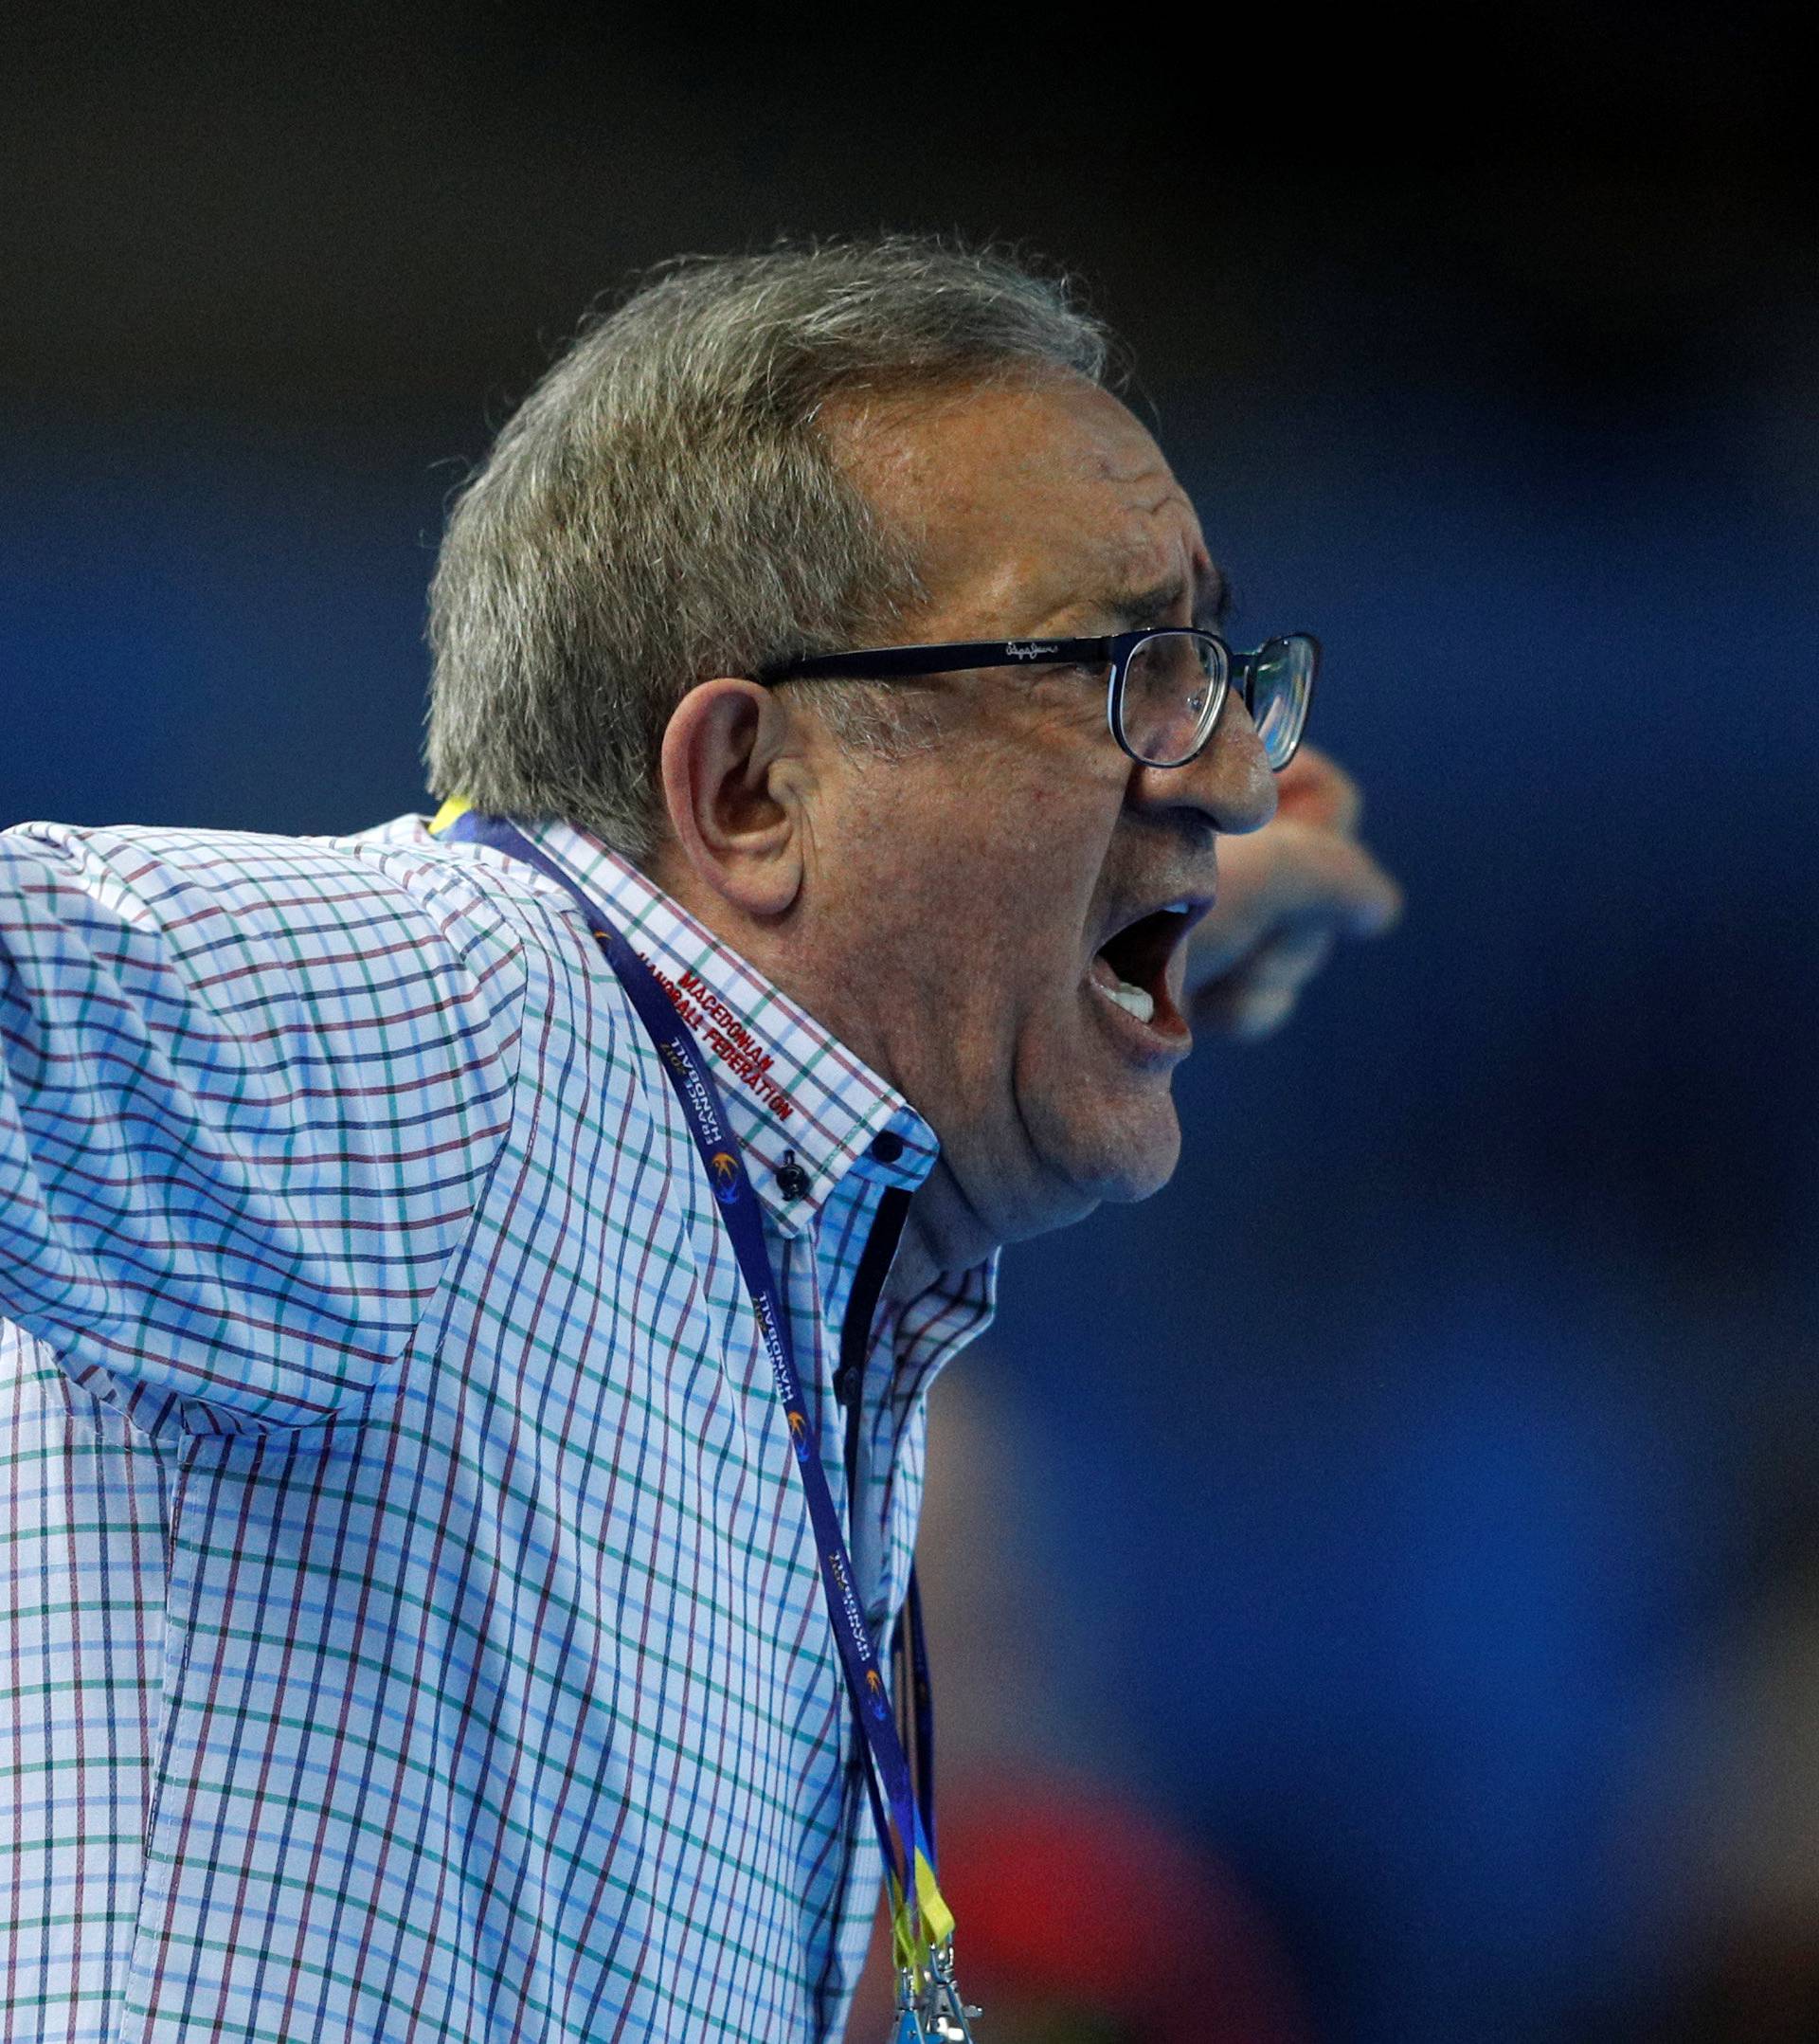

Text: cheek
xmin=844 ymin=760 xmax=1105 ymax=990
xmin=958 ymin=820 xmax=1078 ymax=972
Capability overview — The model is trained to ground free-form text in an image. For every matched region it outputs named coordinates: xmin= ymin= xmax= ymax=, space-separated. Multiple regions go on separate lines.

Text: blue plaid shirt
xmin=0 ymin=812 xmax=995 ymax=2041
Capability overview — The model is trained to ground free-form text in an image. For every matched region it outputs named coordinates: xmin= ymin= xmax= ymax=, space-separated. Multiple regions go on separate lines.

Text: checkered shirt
xmin=0 ymin=811 xmax=995 ymax=2041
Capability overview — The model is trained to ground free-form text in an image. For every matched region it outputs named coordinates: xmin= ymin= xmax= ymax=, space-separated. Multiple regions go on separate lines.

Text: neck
xmin=645 ymin=847 xmax=1004 ymax=1296
xmin=886 ymin=1161 xmax=1000 ymax=1304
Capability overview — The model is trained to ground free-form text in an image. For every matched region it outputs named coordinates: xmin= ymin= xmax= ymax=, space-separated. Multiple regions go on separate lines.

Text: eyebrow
xmin=1097 ymin=564 xmax=1231 ymax=633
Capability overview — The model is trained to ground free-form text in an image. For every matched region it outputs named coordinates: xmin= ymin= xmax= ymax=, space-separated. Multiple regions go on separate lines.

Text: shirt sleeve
xmin=0 ymin=823 xmax=525 ymax=1434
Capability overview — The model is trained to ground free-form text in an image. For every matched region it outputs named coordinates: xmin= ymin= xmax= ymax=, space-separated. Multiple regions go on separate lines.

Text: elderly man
xmin=0 ymin=242 xmax=1396 ymax=2041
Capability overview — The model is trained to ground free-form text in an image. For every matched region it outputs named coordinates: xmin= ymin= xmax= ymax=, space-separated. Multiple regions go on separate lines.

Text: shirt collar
xmin=513 ymin=818 xmax=940 ymax=1239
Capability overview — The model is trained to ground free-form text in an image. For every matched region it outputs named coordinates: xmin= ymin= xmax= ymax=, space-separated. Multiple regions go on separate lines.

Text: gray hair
xmin=424 ymin=237 xmax=1113 ymax=861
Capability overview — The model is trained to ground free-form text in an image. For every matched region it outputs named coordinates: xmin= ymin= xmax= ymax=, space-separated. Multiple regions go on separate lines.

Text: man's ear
xmin=658 ymin=678 xmax=809 ymax=919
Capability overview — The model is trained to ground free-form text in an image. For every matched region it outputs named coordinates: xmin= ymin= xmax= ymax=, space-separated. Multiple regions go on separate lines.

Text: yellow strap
xmin=890 ymin=1879 xmax=920 ymax=1980
xmin=913 ymin=1850 xmax=955 ymax=1948
xmin=889 ymin=1848 xmax=957 ymax=1985
xmin=427 ymin=795 xmax=474 ymax=836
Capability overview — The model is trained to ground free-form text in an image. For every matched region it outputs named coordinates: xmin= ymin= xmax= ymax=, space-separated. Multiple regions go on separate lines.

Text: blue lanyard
xmin=437 ymin=810 xmax=959 ymax=1985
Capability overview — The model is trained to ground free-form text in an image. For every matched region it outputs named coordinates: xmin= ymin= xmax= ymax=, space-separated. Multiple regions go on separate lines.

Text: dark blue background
xmin=6 ymin=12 xmax=1816 ymax=2037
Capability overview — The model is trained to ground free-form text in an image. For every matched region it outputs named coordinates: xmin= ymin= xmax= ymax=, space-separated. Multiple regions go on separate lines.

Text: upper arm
xmin=0 ymin=826 xmax=526 ymax=1433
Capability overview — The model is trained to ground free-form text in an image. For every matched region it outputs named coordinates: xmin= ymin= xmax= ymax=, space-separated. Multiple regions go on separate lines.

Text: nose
xmin=1128 ymin=689 xmax=1278 ymax=836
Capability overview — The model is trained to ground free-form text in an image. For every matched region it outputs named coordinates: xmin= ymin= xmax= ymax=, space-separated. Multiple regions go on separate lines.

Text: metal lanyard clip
xmin=892 ymin=1966 xmax=927 ymax=2041
xmin=918 ymin=1944 xmax=982 ymax=2041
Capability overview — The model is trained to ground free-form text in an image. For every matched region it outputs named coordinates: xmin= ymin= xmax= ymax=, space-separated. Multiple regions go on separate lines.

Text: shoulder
xmin=3 ymin=814 xmax=594 ymax=1010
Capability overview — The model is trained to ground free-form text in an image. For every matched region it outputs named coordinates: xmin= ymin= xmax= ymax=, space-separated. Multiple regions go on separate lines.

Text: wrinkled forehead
xmin=827 ymin=372 xmax=1216 ymax=624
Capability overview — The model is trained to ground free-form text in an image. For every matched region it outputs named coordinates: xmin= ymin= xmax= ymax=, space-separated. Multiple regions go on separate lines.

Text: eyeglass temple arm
xmin=758 ymin=638 xmax=1117 ymax=685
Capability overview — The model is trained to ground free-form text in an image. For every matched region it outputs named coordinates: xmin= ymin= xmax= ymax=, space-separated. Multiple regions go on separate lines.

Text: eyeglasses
xmin=757 ymin=629 xmax=1318 ymax=770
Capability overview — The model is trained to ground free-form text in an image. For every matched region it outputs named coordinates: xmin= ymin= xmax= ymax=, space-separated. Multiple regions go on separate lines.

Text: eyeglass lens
xmin=1118 ymin=632 xmax=1228 ymax=768
xmin=1120 ymin=630 xmax=1313 ymax=769
xmin=1245 ymin=636 xmax=1315 ymax=769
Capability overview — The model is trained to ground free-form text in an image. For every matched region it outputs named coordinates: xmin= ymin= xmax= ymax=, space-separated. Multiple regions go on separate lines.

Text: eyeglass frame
xmin=755 ymin=628 xmax=1319 ymax=771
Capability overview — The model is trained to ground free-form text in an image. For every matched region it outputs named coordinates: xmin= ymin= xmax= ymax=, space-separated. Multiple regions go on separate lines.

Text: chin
xmin=1058 ymin=1096 xmax=1183 ymax=1208
xmin=993 ymin=1041 xmax=1186 ymax=1233
xmin=1099 ymin=1134 xmax=1181 ymax=1204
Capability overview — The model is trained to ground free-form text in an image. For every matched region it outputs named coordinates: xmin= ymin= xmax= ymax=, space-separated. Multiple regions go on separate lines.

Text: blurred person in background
xmin=1586 ymin=1445 xmax=1819 ymax=2044
xmin=0 ymin=239 xmax=1396 ymax=2040
xmin=844 ymin=1366 xmax=1315 ymax=2043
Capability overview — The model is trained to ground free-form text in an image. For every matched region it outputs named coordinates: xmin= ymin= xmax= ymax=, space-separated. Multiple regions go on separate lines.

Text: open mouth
xmin=1088 ymin=901 xmax=1205 ymax=1038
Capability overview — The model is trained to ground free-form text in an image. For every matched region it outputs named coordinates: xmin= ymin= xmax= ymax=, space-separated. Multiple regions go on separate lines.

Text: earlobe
xmin=658 ymin=678 xmax=806 ymax=919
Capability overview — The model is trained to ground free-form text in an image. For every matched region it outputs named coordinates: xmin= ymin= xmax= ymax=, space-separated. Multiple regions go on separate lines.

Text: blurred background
xmin=4 ymin=7 xmax=1815 ymax=2038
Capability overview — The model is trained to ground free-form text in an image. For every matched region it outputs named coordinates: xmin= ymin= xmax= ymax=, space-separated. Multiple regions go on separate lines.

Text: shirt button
xmin=869 ymin=1131 xmax=906 ymax=1165
xmin=775 ymin=1150 xmax=811 ymax=1200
